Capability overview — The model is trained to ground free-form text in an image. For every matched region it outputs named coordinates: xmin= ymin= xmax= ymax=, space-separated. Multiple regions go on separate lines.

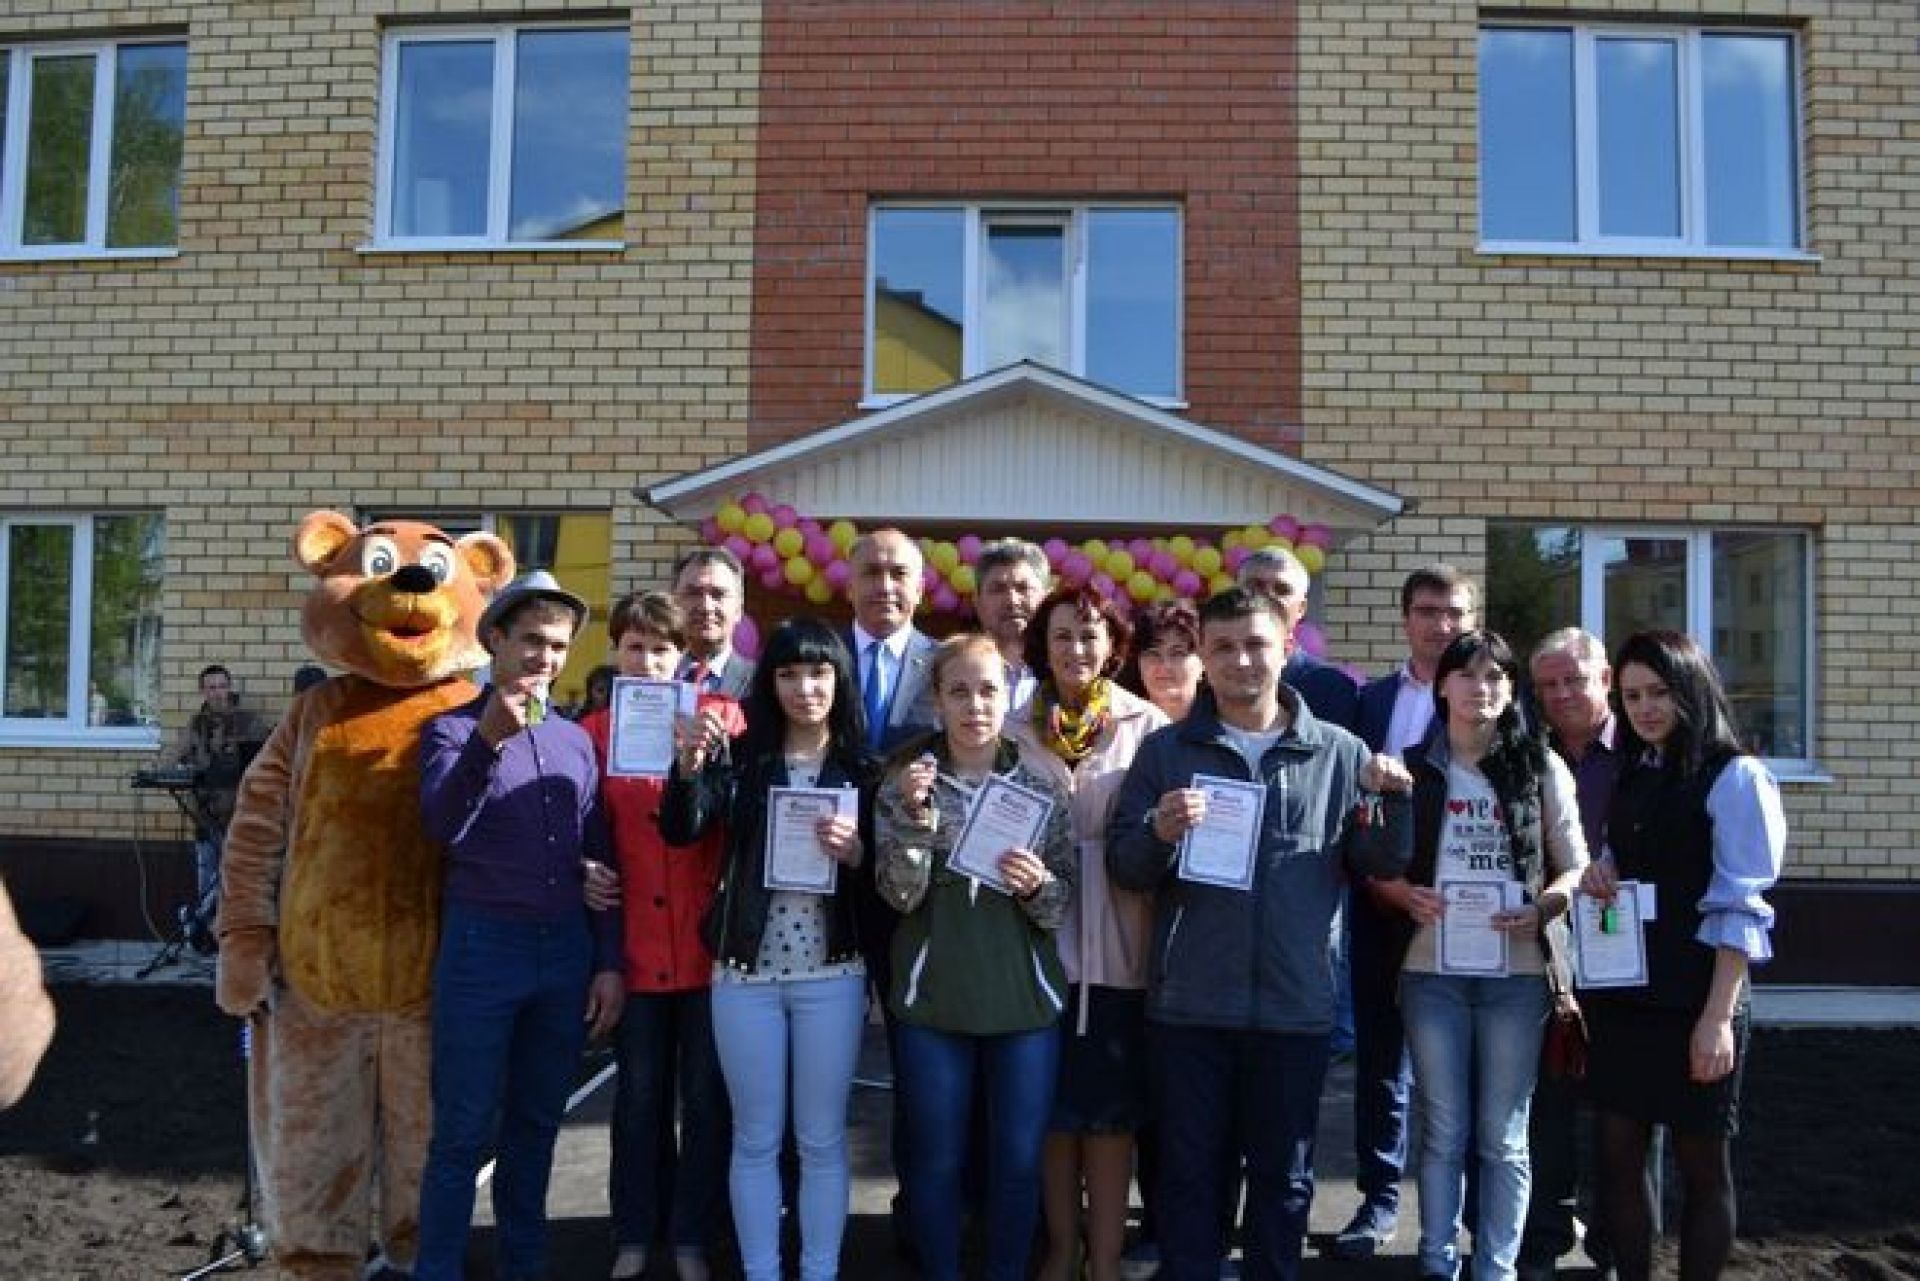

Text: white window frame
xmin=369 ymin=22 xmax=628 ymax=253
xmin=1565 ymin=526 xmax=1819 ymax=778
xmin=0 ymin=513 xmax=163 ymax=749
xmin=862 ymin=201 xmax=1186 ymax=408
xmin=0 ymin=38 xmax=187 ymax=262
xmin=1477 ymin=23 xmax=1814 ymax=261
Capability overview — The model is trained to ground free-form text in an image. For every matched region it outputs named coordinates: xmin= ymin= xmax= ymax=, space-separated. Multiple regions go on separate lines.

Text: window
xmin=1479 ymin=25 xmax=1802 ymax=255
xmin=867 ymin=204 xmax=1182 ymax=402
xmin=1487 ymin=525 xmax=1814 ymax=768
xmin=363 ymin=510 xmax=611 ymax=707
xmin=0 ymin=513 xmax=164 ymax=744
xmin=0 ymin=39 xmax=187 ymax=257
xmin=375 ymin=24 xmax=629 ymax=248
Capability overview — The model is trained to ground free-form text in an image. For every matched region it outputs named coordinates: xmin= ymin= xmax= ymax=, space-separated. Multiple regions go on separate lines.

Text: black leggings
xmin=1598 ymin=1112 xmax=1736 ymax=1281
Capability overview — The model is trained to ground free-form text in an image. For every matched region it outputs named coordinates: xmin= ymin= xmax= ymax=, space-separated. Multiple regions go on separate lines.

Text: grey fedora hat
xmin=479 ymin=569 xmax=589 ymax=646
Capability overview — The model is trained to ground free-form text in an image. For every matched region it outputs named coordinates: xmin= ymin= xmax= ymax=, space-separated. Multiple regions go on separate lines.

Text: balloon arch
xmin=701 ymin=492 xmax=1337 ymax=662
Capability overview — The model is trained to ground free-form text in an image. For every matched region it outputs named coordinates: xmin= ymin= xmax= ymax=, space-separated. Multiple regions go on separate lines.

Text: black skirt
xmin=1584 ymin=1000 xmax=1751 ymax=1137
xmin=1049 ymin=985 xmax=1149 ymax=1134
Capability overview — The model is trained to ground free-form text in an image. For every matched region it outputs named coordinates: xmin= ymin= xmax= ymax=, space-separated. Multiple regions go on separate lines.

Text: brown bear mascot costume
xmin=217 ymin=512 xmax=513 ymax=1279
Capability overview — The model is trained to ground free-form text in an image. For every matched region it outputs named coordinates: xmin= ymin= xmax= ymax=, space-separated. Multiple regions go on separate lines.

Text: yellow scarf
xmin=1035 ymin=678 xmax=1113 ymax=765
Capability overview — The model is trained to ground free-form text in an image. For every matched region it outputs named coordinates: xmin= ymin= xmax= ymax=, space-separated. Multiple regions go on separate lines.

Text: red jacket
xmin=581 ymin=691 xmax=743 ymax=993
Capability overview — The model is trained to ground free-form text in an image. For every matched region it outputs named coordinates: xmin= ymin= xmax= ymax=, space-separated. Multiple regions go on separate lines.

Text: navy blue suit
xmin=1348 ymin=672 xmax=1414 ymax=1218
xmin=1284 ymin=651 xmax=1360 ymax=732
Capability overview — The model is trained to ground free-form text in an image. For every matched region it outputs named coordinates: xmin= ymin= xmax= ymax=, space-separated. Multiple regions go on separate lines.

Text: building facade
xmin=1 ymin=1 xmax=1913 ymax=979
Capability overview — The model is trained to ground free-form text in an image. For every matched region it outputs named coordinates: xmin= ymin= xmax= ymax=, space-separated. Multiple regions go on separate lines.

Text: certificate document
xmin=947 ymin=774 xmax=1055 ymax=896
xmin=1572 ymin=882 xmax=1650 ymax=989
xmin=1437 ymin=880 xmax=1511 ymax=976
xmin=1176 ymin=774 xmax=1267 ymax=892
xmin=608 ymin=678 xmax=696 ymax=778
xmin=764 ymin=787 xmax=856 ymax=894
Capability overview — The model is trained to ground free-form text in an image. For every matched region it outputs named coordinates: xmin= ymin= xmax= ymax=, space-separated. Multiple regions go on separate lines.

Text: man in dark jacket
xmin=1109 ymin=587 xmax=1406 ymax=1281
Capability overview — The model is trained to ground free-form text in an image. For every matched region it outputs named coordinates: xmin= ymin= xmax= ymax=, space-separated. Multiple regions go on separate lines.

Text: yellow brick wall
xmin=1299 ymin=1 xmax=1920 ymax=877
xmin=0 ymin=0 xmax=758 ymax=836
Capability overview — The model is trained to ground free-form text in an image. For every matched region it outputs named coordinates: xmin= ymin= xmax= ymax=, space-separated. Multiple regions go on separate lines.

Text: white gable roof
xmin=643 ymin=363 xmax=1403 ymax=535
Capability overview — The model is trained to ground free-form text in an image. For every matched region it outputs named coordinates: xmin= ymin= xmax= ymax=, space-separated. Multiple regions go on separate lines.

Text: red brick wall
xmin=752 ymin=0 xmax=1301 ymax=450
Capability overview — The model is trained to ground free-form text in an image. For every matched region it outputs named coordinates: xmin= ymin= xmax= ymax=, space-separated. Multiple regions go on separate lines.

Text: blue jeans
xmin=895 ymin=1020 xmax=1059 ymax=1281
xmin=1349 ymin=889 xmax=1411 ymax=1212
xmin=710 ymin=974 xmax=867 ymax=1281
xmin=1400 ymin=971 xmax=1550 ymax=1281
xmin=610 ymin=988 xmax=730 ymax=1255
xmin=1150 ymin=1022 xmax=1330 ymax=1281
xmin=415 ymin=906 xmax=592 ymax=1281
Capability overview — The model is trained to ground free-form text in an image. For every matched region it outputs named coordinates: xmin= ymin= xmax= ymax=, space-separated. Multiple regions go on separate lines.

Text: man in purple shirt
xmin=415 ymin=570 xmax=624 ymax=1281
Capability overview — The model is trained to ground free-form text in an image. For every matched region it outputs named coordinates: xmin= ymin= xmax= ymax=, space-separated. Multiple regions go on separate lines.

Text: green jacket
xmin=875 ymin=735 xmax=1075 ymax=1035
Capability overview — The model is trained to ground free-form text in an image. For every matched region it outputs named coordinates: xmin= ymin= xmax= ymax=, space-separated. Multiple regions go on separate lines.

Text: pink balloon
xmin=804 ymin=533 xmax=835 ymax=564
xmin=740 ymin=492 xmax=769 ymax=516
xmin=1061 ymin=552 xmax=1094 ymax=586
xmin=749 ymin=543 xmax=780 ymax=573
xmin=723 ymin=533 xmax=753 ymax=561
xmin=1224 ymin=546 xmax=1250 ymax=573
xmin=957 ymin=535 xmax=983 ymax=564
xmin=1128 ymin=538 xmax=1154 ymax=564
xmin=923 ymin=566 xmax=943 ymax=594
xmin=931 ymin=585 xmax=960 ymax=614
xmin=799 ymin=518 xmax=822 ymax=539
xmin=824 ymin=559 xmax=852 ymax=590
xmin=1043 ymin=538 xmax=1069 ymax=569
xmin=700 ymin=517 xmax=722 ymax=544
xmin=1149 ymin=551 xmax=1178 ymax=580
xmin=732 ymin=616 xmax=761 ymax=660
xmin=1173 ymin=569 xmax=1203 ymax=597
xmin=759 ymin=566 xmax=786 ymax=592
xmin=1298 ymin=523 xmax=1331 ymax=550
xmin=1091 ymin=572 xmax=1117 ymax=599
xmin=1294 ymin=620 xmax=1328 ymax=658
xmin=1268 ymin=514 xmax=1301 ymax=541
xmin=771 ymin=504 xmax=799 ymax=530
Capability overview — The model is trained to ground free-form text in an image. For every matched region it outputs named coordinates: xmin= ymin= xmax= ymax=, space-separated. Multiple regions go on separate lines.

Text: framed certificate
xmin=947 ymin=774 xmax=1055 ymax=896
xmin=1176 ymin=774 xmax=1266 ymax=892
xmin=607 ymin=678 xmax=696 ymax=778
xmin=1437 ymin=880 xmax=1512 ymax=976
xmin=1572 ymin=881 xmax=1650 ymax=989
xmin=764 ymin=786 xmax=856 ymax=894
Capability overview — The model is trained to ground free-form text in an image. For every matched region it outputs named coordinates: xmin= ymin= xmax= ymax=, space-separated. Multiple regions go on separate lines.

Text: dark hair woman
xmin=1365 ymin=629 xmax=1588 ymax=1281
xmin=1579 ymin=630 xmax=1785 ymax=1281
xmin=660 ymin=617 xmax=875 ymax=1281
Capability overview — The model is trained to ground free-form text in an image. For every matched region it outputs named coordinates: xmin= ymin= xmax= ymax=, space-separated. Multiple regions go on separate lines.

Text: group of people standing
xmin=409 ymin=529 xmax=1783 ymax=1281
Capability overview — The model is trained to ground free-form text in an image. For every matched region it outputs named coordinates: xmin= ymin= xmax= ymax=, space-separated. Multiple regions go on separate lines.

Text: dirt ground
xmin=2 ymin=983 xmax=1917 ymax=1280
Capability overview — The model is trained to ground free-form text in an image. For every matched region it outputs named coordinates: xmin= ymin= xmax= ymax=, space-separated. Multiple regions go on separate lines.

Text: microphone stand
xmin=178 ymin=1017 xmax=269 ymax=1277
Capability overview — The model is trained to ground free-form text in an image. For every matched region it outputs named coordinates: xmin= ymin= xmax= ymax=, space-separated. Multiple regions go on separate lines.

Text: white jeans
xmin=710 ymin=973 xmax=866 ymax=1281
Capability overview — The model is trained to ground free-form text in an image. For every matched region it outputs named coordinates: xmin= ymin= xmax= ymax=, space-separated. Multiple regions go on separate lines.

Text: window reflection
xmin=1085 ymin=209 xmax=1179 ymax=398
xmin=1600 ymin=535 xmax=1688 ymax=640
xmin=871 ymin=208 xmax=965 ymax=394
xmin=1702 ymin=35 xmax=1797 ymax=249
xmin=1480 ymin=28 xmax=1576 ymax=242
xmin=508 ymin=28 xmax=628 ymax=241
xmin=4 ymin=525 xmax=75 ymax=718
xmin=107 ymin=43 xmax=187 ymax=249
xmin=24 ymin=55 xmax=95 ymax=246
xmin=1712 ymin=531 xmax=1806 ymax=758
xmin=981 ymin=221 xmax=1067 ymax=371
xmin=393 ymin=40 xmax=493 ymax=237
xmin=1596 ymin=38 xmax=1681 ymax=238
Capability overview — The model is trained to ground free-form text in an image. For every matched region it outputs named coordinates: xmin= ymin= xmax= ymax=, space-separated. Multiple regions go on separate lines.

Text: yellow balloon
xmin=716 ymin=503 xmax=747 ymax=534
xmin=1083 ymin=539 xmax=1111 ymax=563
xmin=1209 ymin=573 xmax=1236 ymax=596
xmin=930 ymin=541 xmax=960 ymax=574
xmin=951 ymin=564 xmax=978 ymax=595
xmin=828 ymin=519 xmax=858 ymax=553
xmin=1222 ymin=530 xmax=1243 ymax=552
xmin=1192 ymin=546 xmax=1222 ymax=576
xmin=773 ymin=528 xmax=804 ymax=558
xmin=1241 ymin=525 xmax=1270 ymax=550
xmin=742 ymin=512 xmax=775 ymax=543
xmin=1267 ymin=536 xmax=1294 ymax=556
xmin=783 ymin=555 xmax=815 ymax=586
xmin=1169 ymin=534 xmax=1196 ymax=565
xmin=1106 ymin=550 xmax=1136 ymax=580
xmin=804 ymin=576 xmax=835 ymax=605
xmin=1127 ymin=570 xmax=1158 ymax=603
xmin=1297 ymin=544 xmax=1326 ymax=574
xmin=1155 ymin=583 xmax=1177 ymax=603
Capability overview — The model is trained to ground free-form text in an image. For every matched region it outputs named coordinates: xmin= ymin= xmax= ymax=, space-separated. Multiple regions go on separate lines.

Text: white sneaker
xmin=609 ymin=1245 xmax=648 ymax=1280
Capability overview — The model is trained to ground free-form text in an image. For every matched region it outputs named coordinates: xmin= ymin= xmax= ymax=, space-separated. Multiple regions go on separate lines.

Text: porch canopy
xmin=643 ymin=363 xmax=1404 ymax=538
